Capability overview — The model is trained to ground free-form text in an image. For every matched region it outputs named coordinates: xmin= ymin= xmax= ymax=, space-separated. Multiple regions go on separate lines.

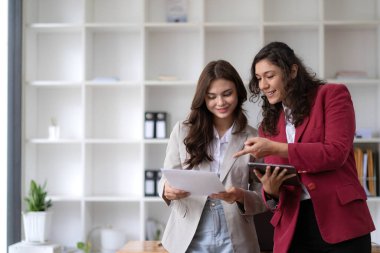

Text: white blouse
xmin=210 ymin=124 xmax=234 ymax=175
xmin=283 ymin=105 xmax=311 ymax=200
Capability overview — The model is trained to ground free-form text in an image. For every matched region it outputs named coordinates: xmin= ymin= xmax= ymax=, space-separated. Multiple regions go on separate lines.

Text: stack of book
xmin=354 ymin=147 xmax=379 ymax=196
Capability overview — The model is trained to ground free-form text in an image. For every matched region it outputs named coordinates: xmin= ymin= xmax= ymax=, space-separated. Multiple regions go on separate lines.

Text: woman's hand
xmin=209 ymin=187 xmax=244 ymax=204
xmin=163 ymin=181 xmax=190 ymax=201
xmin=254 ymin=166 xmax=296 ymax=199
xmin=233 ymin=137 xmax=288 ymax=159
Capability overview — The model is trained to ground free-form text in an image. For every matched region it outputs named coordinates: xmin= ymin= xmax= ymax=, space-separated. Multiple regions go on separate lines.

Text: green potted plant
xmin=23 ymin=180 xmax=53 ymax=243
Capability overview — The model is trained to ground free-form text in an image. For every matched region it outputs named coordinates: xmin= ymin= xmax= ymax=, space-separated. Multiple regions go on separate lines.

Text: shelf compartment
xmin=324 ymin=0 xmax=380 ymax=22
xmin=84 ymin=201 xmax=141 ymax=249
xmin=145 ymin=143 xmax=167 ymax=169
xmin=85 ymin=86 xmax=142 ymax=139
xmin=24 ymin=86 xmax=83 ymax=140
xmin=145 ymin=29 xmax=202 ymax=81
xmin=143 ymin=202 xmax=170 ymax=240
xmin=346 ymin=85 xmax=380 ymax=135
xmin=25 ymin=30 xmax=83 ymax=82
xmin=49 ymin=201 xmax=83 ymax=248
xmin=205 ymin=0 xmax=261 ymax=23
xmin=25 ymin=0 xmax=85 ymax=24
xmin=324 ymin=25 xmax=379 ymax=79
xmin=85 ymin=28 xmax=142 ymax=82
xmin=145 ymin=85 xmax=195 ymax=131
xmin=24 ymin=143 xmax=83 ymax=197
xmin=85 ymin=0 xmax=143 ymax=23
xmin=263 ymin=0 xmax=319 ymax=23
xmin=204 ymin=27 xmax=261 ymax=81
xmin=145 ymin=0 xmax=202 ymax=23
xmin=84 ymin=143 xmax=143 ymax=197
xmin=264 ymin=26 xmax=321 ymax=77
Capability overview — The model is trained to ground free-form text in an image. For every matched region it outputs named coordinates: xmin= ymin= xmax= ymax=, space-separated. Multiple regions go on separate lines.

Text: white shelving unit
xmin=22 ymin=0 xmax=380 ymax=248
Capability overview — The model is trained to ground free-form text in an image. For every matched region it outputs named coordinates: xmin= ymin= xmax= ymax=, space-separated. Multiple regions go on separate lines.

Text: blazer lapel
xmin=275 ymin=111 xmax=288 ymax=143
xmin=294 ymin=115 xmax=310 ymax=143
xmin=219 ymin=128 xmax=248 ymax=182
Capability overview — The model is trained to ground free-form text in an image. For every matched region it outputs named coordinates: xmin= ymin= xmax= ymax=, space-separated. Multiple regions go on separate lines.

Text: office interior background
xmin=5 ymin=0 xmax=380 ymax=252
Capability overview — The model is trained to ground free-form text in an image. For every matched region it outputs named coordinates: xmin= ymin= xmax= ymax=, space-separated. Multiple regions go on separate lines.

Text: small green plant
xmin=77 ymin=241 xmax=91 ymax=253
xmin=24 ymin=180 xmax=52 ymax=212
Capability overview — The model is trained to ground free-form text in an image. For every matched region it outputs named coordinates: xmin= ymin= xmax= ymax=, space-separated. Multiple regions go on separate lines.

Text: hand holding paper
xmin=161 ymin=169 xmax=225 ymax=196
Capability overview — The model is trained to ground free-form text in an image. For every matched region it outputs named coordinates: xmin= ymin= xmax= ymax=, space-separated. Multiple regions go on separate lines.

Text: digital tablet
xmin=248 ymin=162 xmax=300 ymax=185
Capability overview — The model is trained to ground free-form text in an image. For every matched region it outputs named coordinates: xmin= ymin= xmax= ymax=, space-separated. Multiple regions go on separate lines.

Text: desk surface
xmin=117 ymin=241 xmax=380 ymax=253
xmin=117 ymin=241 xmax=168 ymax=253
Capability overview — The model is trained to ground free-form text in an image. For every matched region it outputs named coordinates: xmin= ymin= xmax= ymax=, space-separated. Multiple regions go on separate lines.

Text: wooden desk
xmin=117 ymin=241 xmax=379 ymax=253
xmin=117 ymin=241 xmax=168 ymax=253
xmin=373 ymin=243 xmax=380 ymax=253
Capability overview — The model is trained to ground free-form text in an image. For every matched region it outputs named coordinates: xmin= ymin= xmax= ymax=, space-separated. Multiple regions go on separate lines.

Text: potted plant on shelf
xmin=48 ymin=117 xmax=60 ymax=140
xmin=23 ymin=180 xmax=53 ymax=243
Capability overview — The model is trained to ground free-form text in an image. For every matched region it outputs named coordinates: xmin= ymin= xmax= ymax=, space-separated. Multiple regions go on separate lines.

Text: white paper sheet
xmin=161 ymin=169 xmax=226 ymax=196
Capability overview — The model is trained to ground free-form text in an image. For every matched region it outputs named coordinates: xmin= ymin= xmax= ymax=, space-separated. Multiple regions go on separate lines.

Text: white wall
xmin=1 ymin=0 xmax=8 ymax=251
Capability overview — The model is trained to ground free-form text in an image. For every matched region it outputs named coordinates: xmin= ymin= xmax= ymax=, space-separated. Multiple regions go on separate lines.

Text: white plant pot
xmin=22 ymin=211 xmax=52 ymax=243
xmin=48 ymin=126 xmax=60 ymax=140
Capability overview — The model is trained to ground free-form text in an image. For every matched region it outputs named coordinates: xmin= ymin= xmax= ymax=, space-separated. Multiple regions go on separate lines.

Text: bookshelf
xmin=22 ymin=0 xmax=380 ymax=248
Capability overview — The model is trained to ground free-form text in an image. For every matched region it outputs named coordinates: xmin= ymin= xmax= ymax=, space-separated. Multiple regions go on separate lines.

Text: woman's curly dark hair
xmin=184 ymin=60 xmax=248 ymax=168
xmin=249 ymin=42 xmax=325 ymax=136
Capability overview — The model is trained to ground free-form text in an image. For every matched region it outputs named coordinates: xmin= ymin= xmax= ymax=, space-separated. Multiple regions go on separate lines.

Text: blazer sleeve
xmin=238 ymin=137 xmax=268 ymax=215
xmin=288 ymin=84 xmax=356 ymax=173
xmin=158 ymin=121 xmax=183 ymax=206
xmin=239 ymin=182 xmax=268 ymax=215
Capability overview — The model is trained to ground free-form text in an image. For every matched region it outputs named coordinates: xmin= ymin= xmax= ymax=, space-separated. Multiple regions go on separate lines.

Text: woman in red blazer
xmin=235 ymin=41 xmax=375 ymax=253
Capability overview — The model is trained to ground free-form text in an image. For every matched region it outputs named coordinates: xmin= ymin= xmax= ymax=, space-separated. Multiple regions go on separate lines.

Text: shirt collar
xmin=213 ymin=122 xmax=234 ymax=143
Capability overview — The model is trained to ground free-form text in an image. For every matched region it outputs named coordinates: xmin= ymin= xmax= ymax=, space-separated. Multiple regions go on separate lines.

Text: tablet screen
xmin=248 ymin=162 xmax=300 ymax=186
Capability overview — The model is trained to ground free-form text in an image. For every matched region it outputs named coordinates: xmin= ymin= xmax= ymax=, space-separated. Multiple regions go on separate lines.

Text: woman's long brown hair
xmin=183 ymin=60 xmax=248 ymax=168
xmin=249 ymin=42 xmax=325 ymax=136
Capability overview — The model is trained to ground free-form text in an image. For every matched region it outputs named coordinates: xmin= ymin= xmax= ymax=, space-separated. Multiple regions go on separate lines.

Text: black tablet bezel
xmin=248 ymin=162 xmax=300 ymax=186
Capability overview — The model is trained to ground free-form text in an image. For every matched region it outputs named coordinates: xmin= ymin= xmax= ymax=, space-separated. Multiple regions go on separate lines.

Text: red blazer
xmin=260 ymin=84 xmax=375 ymax=253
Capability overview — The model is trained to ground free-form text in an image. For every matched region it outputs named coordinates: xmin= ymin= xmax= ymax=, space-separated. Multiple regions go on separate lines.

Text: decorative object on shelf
xmin=145 ymin=169 xmax=163 ymax=197
xmin=144 ymin=112 xmax=156 ymax=139
xmin=146 ymin=218 xmax=165 ymax=241
xmin=335 ymin=70 xmax=368 ymax=79
xmin=144 ymin=112 xmax=168 ymax=139
xmin=155 ymin=112 xmax=167 ymax=139
xmin=23 ymin=180 xmax=53 ymax=244
xmin=158 ymin=75 xmax=178 ymax=81
xmin=355 ymin=128 xmax=374 ymax=139
xmin=166 ymin=0 xmax=187 ymax=23
xmin=91 ymin=76 xmax=120 ymax=83
xmin=100 ymin=227 xmax=126 ymax=253
xmin=48 ymin=117 xmax=60 ymax=140
xmin=145 ymin=170 xmax=157 ymax=196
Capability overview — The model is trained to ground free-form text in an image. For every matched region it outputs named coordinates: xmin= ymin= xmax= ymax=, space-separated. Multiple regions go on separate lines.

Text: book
xmin=367 ymin=149 xmax=376 ymax=196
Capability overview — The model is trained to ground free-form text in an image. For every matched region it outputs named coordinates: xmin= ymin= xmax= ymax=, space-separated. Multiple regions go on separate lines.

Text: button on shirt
xmin=283 ymin=105 xmax=311 ymax=200
xmin=210 ymin=124 xmax=234 ymax=175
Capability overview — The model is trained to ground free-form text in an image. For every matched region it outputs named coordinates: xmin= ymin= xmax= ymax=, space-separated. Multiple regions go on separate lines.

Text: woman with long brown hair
xmin=158 ymin=60 xmax=266 ymax=253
